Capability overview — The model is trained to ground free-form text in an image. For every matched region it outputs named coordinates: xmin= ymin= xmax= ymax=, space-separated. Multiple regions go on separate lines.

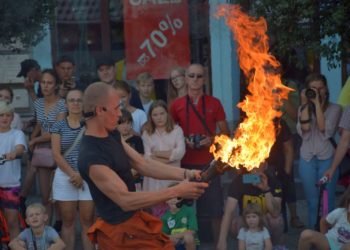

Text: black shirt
xmin=126 ymin=135 xmax=144 ymax=154
xmin=267 ymin=119 xmax=292 ymax=169
xmin=227 ymin=172 xmax=282 ymax=214
xmin=78 ymin=130 xmax=136 ymax=224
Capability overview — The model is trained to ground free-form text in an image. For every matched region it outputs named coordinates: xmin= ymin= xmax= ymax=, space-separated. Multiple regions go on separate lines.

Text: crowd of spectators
xmin=0 ymin=55 xmax=350 ymax=250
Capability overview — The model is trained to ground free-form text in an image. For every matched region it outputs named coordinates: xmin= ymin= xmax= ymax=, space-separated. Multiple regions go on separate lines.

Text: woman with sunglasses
xmin=51 ymin=89 xmax=94 ymax=250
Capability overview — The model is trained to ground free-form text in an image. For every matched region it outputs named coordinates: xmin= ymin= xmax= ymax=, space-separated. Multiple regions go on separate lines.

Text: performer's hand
xmin=174 ymin=180 xmax=208 ymax=200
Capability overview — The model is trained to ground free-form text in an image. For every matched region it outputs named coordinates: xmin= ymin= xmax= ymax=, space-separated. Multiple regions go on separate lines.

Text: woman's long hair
xmin=142 ymin=100 xmax=174 ymax=135
xmin=167 ymin=67 xmax=186 ymax=104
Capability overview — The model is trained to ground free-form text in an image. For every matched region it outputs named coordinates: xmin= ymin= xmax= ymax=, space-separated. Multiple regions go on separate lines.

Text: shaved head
xmin=83 ymin=81 xmax=114 ymax=114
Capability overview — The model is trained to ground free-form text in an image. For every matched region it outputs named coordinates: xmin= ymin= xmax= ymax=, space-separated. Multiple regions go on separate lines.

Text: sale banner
xmin=123 ymin=0 xmax=190 ymax=79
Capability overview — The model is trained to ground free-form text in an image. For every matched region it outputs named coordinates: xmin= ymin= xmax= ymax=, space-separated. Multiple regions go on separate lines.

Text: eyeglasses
xmin=187 ymin=73 xmax=203 ymax=79
xmin=171 ymin=75 xmax=184 ymax=81
xmin=67 ymin=98 xmax=83 ymax=103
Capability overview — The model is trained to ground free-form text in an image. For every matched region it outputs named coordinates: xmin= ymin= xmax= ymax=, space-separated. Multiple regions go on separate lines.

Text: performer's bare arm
xmin=122 ymin=139 xmax=197 ymax=180
xmin=89 ymin=164 xmax=208 ymax=211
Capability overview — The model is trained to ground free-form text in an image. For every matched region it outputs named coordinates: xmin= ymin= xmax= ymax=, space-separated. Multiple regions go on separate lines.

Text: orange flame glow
xmin=211 ymin=5 xmax=292 ymax=171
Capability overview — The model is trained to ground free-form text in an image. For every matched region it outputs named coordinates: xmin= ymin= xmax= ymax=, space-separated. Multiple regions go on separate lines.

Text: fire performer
xmin=78 ymin=82 xmax=208 ymax=249
xmin=170 ymin=63 xmax=230 ymax=245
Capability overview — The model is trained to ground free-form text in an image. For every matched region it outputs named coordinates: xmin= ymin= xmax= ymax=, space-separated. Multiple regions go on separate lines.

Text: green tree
xmin=235 ymin=0 xmax=350 ymax=70
xmin=0 ymin=0 xmax=55 ymax=49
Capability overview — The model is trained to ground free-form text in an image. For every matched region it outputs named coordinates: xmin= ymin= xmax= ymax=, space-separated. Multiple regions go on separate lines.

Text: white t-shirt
xmin=131 ymin=108 xmax=147 ymax=135
xmin=0 ymin=129 xmax=27 ymax=187
xmin=11 ymin=112 xmax=23 ymax=130
xmin=325 ymin=208 xmax=350 ymax=248
xmin=237 ymin=227 xmax=270 ymax=250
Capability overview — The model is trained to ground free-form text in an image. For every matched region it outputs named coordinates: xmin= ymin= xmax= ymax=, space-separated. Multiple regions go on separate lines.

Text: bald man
xmin=78 ymin=82 xmax=208 ymax=249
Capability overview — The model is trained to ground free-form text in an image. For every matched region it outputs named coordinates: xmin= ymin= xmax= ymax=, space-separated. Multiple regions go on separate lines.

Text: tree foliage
xmin=0 ymin=0 xmax=55 ymax=49
xmin=235 ymin=0 xmax=350 ymax=69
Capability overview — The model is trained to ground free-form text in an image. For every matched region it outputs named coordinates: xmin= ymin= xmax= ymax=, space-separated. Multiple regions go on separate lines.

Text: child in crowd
xmin=116 ymin=109 xmax=144 ymax=191
xmin=113 ymin=80 xmax=147 ymax=135
xmin=238 ymin=203 xmax=272 ymax=250
xmin=161 ymin=183 xmax=198 ymax=250
xmin=298 ymin=185 xmax=350 ymax=250
xmin=0 ymin=101 xmax=27 ymax=240
xmin=9 ymin=203 xmax=65 ymax=250
xmin=0 ymin=86 xmax=23 ymax=130
xmin=136 ymin=72 xmax=155 ymax=115
xmin=142 ymin=100 xmax=185 ymax=217
xmin=116 ymin=109 xmax=144 ymax=154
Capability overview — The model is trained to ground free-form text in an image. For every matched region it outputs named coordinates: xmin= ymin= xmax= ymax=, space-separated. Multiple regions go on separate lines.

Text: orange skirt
xmin=88 ymin=210 xmax=174 ymax=250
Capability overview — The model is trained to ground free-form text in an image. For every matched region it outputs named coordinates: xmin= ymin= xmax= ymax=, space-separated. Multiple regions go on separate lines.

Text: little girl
xmin=141 ymin=100 xmax=185 ymax=217
xmin=298 ymin=185 xmax=350 ymax=250
xmin=238 ymin=203 xmax=272 ymax=250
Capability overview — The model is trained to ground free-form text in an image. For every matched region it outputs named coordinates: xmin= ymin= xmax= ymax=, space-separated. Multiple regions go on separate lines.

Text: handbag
xmin=31 ymin=146 xmax=55 ymax=168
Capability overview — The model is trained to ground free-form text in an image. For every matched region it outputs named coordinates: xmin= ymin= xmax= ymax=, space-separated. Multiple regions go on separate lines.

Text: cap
xmin=96 ymin=55 xmax=115 ymax=70
xmin=17 ymin=59 xmax=40 ymax=77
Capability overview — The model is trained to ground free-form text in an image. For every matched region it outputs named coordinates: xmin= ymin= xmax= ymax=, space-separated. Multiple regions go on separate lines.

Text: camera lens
xmin=305 ymin=88 xmax=316 ymax=99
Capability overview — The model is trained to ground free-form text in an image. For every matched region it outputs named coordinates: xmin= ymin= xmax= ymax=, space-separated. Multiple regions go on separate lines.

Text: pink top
xmin=141 ymin=125 xmax=185 ymax=191
xmin=297 ymin=102 xmax=342 ymax=161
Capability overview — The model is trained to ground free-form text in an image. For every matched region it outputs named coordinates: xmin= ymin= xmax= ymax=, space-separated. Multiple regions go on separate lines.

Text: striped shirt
xmin=51 ymin=119 xmax=83 ymax=171
xmin=34 ymin=98 xmax=66 ymax=133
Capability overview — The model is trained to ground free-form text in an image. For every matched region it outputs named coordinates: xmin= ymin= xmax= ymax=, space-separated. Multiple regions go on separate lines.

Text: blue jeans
xmin=298 ymin=156 xmax=339 ymax=228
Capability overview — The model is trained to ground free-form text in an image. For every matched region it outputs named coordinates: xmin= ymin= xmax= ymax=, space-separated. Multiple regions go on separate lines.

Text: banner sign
xmin=123 ymin=0 xmax=190 ymax=79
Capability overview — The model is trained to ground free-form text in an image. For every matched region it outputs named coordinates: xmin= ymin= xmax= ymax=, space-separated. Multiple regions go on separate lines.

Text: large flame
xmin=211 ymin=5 xmax=292 ymax=171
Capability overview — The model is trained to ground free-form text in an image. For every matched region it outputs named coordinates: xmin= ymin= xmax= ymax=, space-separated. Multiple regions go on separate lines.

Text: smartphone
xmin=243 ymin=174 xmax=261 ymax=184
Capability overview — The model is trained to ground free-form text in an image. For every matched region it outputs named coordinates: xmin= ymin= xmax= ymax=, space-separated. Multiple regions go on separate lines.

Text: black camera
xmin=305 ymin=88 xmax=317 ymax=99
xmin=188 ymin=134 xmax=206 ymax=149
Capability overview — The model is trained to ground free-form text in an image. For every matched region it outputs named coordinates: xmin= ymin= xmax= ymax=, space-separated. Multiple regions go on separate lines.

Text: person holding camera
xmin=297 ymin=73 xmax=342 ymax=229
xmin=55 ymin=55 xmax=86 ymax=98
xmin=170 ymin=63 xmax=230 ymax=245
xmin=216 ymin=162 xmax=284 ymax=250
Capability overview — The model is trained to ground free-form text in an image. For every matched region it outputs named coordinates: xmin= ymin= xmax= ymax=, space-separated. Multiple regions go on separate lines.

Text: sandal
xmin=290 ymin=217 xmax=305 ymax=228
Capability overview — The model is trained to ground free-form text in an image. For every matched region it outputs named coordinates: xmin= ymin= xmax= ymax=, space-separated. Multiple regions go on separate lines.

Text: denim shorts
xmin=182 ymin=164 xmax=223 ymax=219
xmin=0 ymin=186 xmax=20 ymax=209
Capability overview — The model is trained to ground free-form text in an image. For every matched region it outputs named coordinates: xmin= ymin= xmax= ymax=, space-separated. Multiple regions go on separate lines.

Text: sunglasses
xmin=187 ymin=73 xmax=203 ymax=79
xmin=67 ymin=98 xmax=83 ymax=103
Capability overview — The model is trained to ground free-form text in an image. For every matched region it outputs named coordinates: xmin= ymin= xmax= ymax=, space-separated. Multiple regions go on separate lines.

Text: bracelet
xmin=262 ymin=188 xmax=271 ymax=194
xmin=299 ymin=118 xmax=311 ymax=124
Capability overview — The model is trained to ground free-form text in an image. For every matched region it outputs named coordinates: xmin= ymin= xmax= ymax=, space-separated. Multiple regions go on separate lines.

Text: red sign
xmin=123 ymin=0 xmax=190 ymax=79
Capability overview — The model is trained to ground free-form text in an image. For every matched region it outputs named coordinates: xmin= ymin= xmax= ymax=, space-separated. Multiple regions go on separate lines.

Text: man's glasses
xmin=187 ymin=73 xmax=203 ymax=79
xmin=67 ymin=98 xmax=83 ymax=103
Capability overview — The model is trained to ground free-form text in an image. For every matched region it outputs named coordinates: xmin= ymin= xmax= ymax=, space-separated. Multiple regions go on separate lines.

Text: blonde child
xmin=0 ymin=101 xmax=27 ymax=240
xmin=9 ymin=203 xmax=65 ymax=250
xmin=161 ymin=183 xmax=198 ymax=250
xmin=136 ymin=72 xmax=155 ymax=114
xmin=142 ymin=100 xmax=185 ymax=217
xmin=238 ymin=203 xmax=272 ymax=250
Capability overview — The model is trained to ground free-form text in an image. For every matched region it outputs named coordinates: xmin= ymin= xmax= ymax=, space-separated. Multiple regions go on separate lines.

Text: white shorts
xmin=52 ymin=169 xmax=92 ymax=201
